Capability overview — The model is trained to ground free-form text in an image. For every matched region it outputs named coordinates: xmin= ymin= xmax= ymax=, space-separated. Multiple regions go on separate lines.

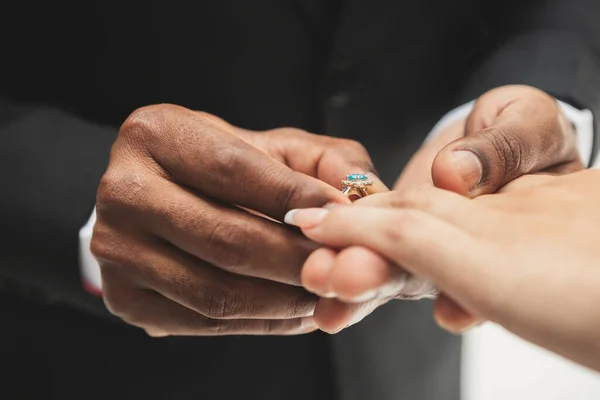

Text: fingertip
xmin=290 ymin=174 xmax=352 ymax=216
xmin=433 ymin=294 xmax=481 ymax=333
xmin=329 ymin=247 xmax=396 ymax=303
xmin=313 ymin=298 xmax=356 ymax=334
xmin=301 ymin=248 xmax=337 ymax=297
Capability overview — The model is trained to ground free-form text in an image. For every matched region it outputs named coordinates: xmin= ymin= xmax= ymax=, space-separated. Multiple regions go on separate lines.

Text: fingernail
xmin=436 ymin=317 xmax=482 ymax=335
xmin=322 ymin=292 xmax=337 ymax=298
xmin=284 ymin=208 xmax=329 ymax=228
xmin=452 ymin=150 xmax=483 ymax=191
xmin=348 ymin=289 xmax=378 ymax=303
xmin=146 ymin=330 xmax=169 ymax=338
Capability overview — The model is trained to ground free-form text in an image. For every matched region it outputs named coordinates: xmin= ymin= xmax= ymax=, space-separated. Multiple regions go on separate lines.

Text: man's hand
xmin=91 ymin=104 xmax=381 ymax=336
xmin=297 ymin=85 xmax=585 ymax=334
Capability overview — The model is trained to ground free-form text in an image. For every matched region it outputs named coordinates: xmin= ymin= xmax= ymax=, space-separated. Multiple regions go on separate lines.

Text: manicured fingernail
xmin=348 ymin=289 xmax=378 ymax=303
xmin=284 ymin=208 xmax=329 ymax=228
xmin=452 ymin=150 xmax=483 ymax=191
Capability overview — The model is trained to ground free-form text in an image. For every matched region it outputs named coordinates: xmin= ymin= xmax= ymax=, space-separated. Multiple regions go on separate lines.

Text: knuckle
xmin=337 ymin=138 xmax=367 ymax=153
xmin=201 ymin=283 xmax=245 ymax=319
xmin=204 ymin=219 xmax=251 ymax=272
xmin=89 ymin=226 xmax=114 ymax=263
xmin=332 ymin=138 xmax=372 ymax=167
xmin=391 ymin=185 xmax=435 ymax=209
xmin=179 ymin=312 xmax=215 ymax=334
xmin=286 ymin=295 xmax=317 ymax=318
xmin=90 ymin=224 xmax=131 ymax=266
xmin=262 ymin=319 xmax=278 ymax=334
xmin=385 ymin=210 xmax=424 ymax=243
xmin=101 ymin=278 xmax=135 ymax=320
xmin=96 ymin=168 xmax=151 ymax=213
xmin=91 ymin=226 xmax=143 ymax=280
xmin=210 ymin=145 xmax=241 ymax=175
xmin=200 ymin=318 xmax=245 ymax=335
xmin=203 ymin=319 xmax=238 ymax=335
xmin=482 ymin=127 xmax=525 ymax=178
xmin=119 ymin=104 xmax=177 ymax=140
xmin=119 ymin=105 xmax=160 ymax=140
xmin=95 ymin=172 xmax=120 ymax=208
xmin=101 ymin=273 xmax=157 ymax=329
xmin=271 ymin=170 xmax=304 ymax=212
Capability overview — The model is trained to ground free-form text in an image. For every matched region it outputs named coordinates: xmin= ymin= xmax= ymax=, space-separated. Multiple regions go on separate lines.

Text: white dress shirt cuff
xmin=79 ymin=208 xmax=102 ymax=295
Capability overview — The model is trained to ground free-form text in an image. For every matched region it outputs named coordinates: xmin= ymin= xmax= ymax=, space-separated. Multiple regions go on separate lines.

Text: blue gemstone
xmin=347 ymin=174 xmax=367 ymax=181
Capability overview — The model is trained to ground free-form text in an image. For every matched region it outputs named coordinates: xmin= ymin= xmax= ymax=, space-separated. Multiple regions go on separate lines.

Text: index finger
xmin=121 ymin=105 xmax=350 ymax=220
xmin=249 ymin=129 xmax=390 ymax=194
xmin=291 ymin=206 xmax=497 ymax=318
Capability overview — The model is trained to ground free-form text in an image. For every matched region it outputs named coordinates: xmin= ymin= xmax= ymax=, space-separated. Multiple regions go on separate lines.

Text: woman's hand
xmin=286 ymin=170 xmax=600 ymax=372
xmin=293 ymin=85 xmax=585 ymax=334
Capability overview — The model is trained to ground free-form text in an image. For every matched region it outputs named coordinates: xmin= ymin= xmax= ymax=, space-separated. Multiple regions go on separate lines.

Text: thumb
xmin=431 ymin=122 xmax=556 ymax=197
xmin=432 ymin=87 xmax=579 ymax=197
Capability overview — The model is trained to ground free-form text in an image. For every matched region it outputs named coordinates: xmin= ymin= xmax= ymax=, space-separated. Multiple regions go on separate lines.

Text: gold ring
xmin=341 ymin=174 xmax=373 ymax=198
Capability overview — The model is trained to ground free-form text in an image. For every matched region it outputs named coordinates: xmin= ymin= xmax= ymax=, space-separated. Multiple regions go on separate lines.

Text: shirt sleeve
xmin=79 ymin=208 xmax=102 ymax=296
xmin=0 ymin=96 xmax=115 ymax=316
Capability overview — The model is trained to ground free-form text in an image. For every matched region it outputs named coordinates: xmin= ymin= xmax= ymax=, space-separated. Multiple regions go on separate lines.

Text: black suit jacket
xmin=1 ymin=1 xmax=599 ymax=399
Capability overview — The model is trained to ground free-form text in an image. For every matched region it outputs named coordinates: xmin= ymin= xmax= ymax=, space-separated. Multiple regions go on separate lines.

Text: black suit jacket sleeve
xmin=0 ymin=98 xmax=117 ymax=317
xmin=460 ymin=0 xmax=600 ymax=165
